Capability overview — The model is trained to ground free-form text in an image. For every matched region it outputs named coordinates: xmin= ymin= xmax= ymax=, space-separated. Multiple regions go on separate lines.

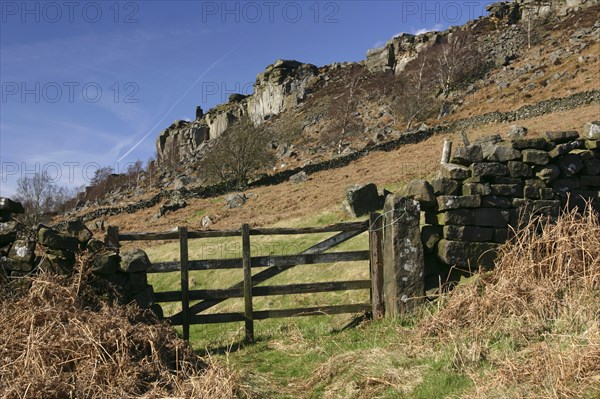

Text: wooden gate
xmin=112 ymin=214 xmax=384 ymax=341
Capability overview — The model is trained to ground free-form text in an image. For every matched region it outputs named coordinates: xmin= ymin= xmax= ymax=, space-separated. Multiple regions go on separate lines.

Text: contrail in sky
xmin=116 ymin=47 xmax=237 ymax=163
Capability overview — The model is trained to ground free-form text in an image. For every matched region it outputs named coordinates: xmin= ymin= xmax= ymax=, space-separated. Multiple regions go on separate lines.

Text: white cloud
xmin=411 ymin=24 xmax=446 ymax=36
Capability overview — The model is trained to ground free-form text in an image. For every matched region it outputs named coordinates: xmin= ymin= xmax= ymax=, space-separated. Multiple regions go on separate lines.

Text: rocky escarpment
xmin=156 ymin=60 xmax=319 ymax=164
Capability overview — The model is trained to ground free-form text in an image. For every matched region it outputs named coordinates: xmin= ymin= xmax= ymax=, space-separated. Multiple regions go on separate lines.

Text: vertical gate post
xmin=105 ymin=226 xmax=120 ymax=254
xmin=382 ymin=195 xmax=425 ymax=316
xmin=369 ymin=213 xmax=385 ymax=319
xmin=179 ymin=227 xmax=190 ymax=341
xmin=242 ymin=224 xmax=254 ymax=342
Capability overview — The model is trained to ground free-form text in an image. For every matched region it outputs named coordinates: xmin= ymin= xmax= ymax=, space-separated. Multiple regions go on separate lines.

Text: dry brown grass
xmin=421 ymin=206 xmax=600 ymax=399
xmin=0 ymin=258 xmax=248 ymax=399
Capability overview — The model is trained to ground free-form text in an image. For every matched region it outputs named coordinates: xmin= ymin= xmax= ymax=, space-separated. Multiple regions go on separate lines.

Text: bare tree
xmin=322 ymin=68 xmax=365 ymax=153
xmin=200 ymin=117 xmax=276 ymax=187
xmin=390 ymin=53 xmax=437 ymax=130
xmin=14 ymin=172 xmax=73 ymax=225
xmin=435 ymin=31 xmax=484 ymax=98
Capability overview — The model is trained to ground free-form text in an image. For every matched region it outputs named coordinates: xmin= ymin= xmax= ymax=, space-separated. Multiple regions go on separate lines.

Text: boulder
xmin=508 ymin=161 xmax=533 ymax=178
xmin=535 ymin=164 xmax=561 ymax=183
xmin=159 ymin=197 xmax=187 ymax=216
xmin=225 ymin=193 xmax=247 ymax=209
xmin=201 ymin=215 xmax=213 ymax=228
xmin=507 ymin=125 xmax=528 ymax=139
xmin=436 ymin=195 xmax=481 ymax=211
xmin=344 ymin=183 xmax=383 ymax=217
xmin=0 ymin=256 xmax=33 ymax=272
xmin=484 ymin=145 xmax=521 ymax=162
xmin=119 ymin=249 xmax=152 ymax=273
xmin=511 ymin=137 xmax=547 ymax=150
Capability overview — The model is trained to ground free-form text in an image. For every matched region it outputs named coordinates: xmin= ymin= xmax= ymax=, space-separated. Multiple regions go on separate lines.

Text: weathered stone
xmin=494 ymin=228 xmax=509 ymax=243
xmin=545 ymin=131 xmax=580 ymax=144
xmin=437 ymin=195 xmax=481 ymax=211
xmin=437 ymin=239 xmax=468 ymax=266
xmin=513 ymin=199 xmax=561 ymax=217
xmin=522 ymin=149 xmax=549 ymax=165
xmin=582 ymin=121 xmax=600 ymax=140
xmin=383 ymin=196 xmax=424 ymax=315
xmin=421 ymin=226 xmax=442 ymax=253
xmin=46 ymin=248 xmax=76 ymax=263
xmin=405 ymin=180 xmax=436 ymax=209
xmin=8 ymin=240 xmax=35 ymax=264
xmin=525 ymin=178 xmax=547 ymax=188
xmin=437 ymin=208 xmax=509 ymax=227
xmin=119 ymin=249 xmax=152 ymax=273
xmin=92 ymin=251 xmax=119 ymax=276
xmin=490 ymin=184 xmax=524 ymax=197
xmin=484 ymin=145 xmax=521 ymax=162
xmin=548 ymin=140 xmax=584 ymax=158
xmin=508 ymin=161 xmax=533 ymax=178
xmin=507 ymin=125 xmax=528 ymax=139
xmin=450 ymin=145 xmax=483 ymax=166
xmin=430 ymin=177 xmax=460 ymax=196
xmin=160 ymin=197 xmax=187 ymax=215
xmin=557 ymin=154 xmax=583 ymax=176
xmin=440 ymin=163 xmax=471 ymax=180
xmin=289 ymin=171 xmax=308 ymax=184
xmin=462 ymin=183 xmax=491 ymax=196
xmin=443 ymin=225 xmax=494 ymax=242
xmin=225 ymin=193 xmax=247 ymax=209
xmin=0 ymin=198 xmax=24 ymax=214
xmin=0 ymin=221 xmax=19 ymax=246
xmin=345 ymin=183 xmax=383 ymax=217
xmin=471 ymin=162 xmax=509 ymax=178
xmin=580 ymin=175 xmax=600 ymax=187
xmin=511 ymin=137 xmax=547 ymax=150
xmin=493 ymin=176 xmax=523 ymax=185
xmin=535 ymin=164 xmax=561 ymax=183
xmin=481 ymin=195 xmax=513 ymax=208
xmin=38 ymin=227 xmax=79 ymax=252
xmin=46 ymin=253 xmax=75 ymax=273
xmin=129 ymin=285 xmax=155 ymax=309
xmin=66 ymin=218 xmax=93 ymax=245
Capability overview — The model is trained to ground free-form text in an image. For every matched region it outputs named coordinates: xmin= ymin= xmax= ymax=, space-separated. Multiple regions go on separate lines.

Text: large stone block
xmin=535 ymin=164 xmax=561 ymax=183
xmin=38 ymin=227 xmax=79 ymax=252
xmin=481 ymin=195 xmax=513 ymax=208
xmin=404 ymin=180 xmax=436 ymax=209
xmin=583 ymin=121 xmax=600 ymax=140
xmin=545 ymin=131 xmax=580 ymax=144
xmin=345 ymin=183 xmax=383 ymax=217
xmin=383 ymin=196 xmax=424 ymax=315
xmin=511 ymin=137 xmax=546 ymax=150
xmin=92 ymin=251 xmax=120 ymax=276
xmin=440 ymin=163 xmax=471 ymax=180
xmin=484 ymin=145 xmax=521 ymax=162
xmin=437 ymin=208 xmax=509 ymax=227
xmin=548 ymin=141 xmax=584 ymax=158
xmin=430 ymin=177 xmax=460 ymax=196
xmin=66 ymin=218 xmax=93 ymax=245
xmin=437 ymin=239 xmax=469 ymax=266
xmin=421 ymin=225 xmax=442 ymax=253
xmin=522 ymin=149 xmax=549 ymax=165
xmin=471 ymin=162 xmax=509 ymax=178
xmin=0 ymin=256 xmax=33 ymax=272
xmin=450 ymin=145 xmax=483 ymax=166
xmin=437 ymin=195 xmax=481 ymax=211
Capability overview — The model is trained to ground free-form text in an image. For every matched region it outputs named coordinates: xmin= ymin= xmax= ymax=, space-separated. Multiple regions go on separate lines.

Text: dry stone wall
xmin=408 ymin=122 xmax=600 ymax=286
xmin=0 ymin=202 xmax=159 ymax=315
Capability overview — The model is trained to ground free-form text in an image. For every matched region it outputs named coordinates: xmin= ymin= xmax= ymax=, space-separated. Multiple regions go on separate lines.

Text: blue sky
xmin=0 ymin=0 xmax=495 ymax=196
